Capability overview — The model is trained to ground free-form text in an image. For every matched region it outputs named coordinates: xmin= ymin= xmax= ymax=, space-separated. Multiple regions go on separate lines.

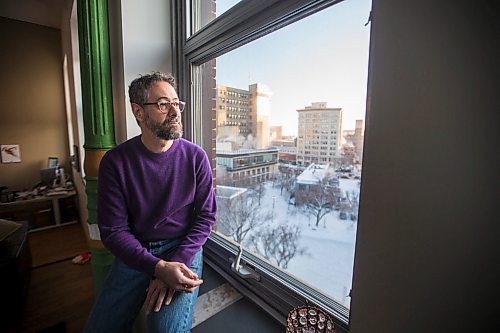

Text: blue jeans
xmin=84 ymin=239 xmax=203 ymax=333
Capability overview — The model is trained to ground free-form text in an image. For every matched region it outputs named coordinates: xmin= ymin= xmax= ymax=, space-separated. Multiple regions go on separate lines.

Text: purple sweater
xmin=97 ymin=136 xmax=216 ymax=276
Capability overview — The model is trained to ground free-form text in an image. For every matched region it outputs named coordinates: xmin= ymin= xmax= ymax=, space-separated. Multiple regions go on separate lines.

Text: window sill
xmin=204 ymin=232 xmax=350 ymax=331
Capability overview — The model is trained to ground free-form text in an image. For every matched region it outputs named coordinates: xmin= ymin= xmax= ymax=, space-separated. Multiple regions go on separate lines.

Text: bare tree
xmin=295 ymin=179 xmax=341 ymax=228
xmin=217 ymin=192 xmax=271 ymax=244
xmin=343 ymin=190 xmax=359 ymax=221
xmin=251 ymin=182 xmax=266 ymax=205
xmin=251 ymin=223 xmax=307 ymax=269
xmin=275 ymin=172 xmax=295 ymax=196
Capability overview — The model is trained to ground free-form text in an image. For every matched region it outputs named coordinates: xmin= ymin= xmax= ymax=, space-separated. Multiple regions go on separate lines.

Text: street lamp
xmin=272 ymin=195 xmax=276 ymax=222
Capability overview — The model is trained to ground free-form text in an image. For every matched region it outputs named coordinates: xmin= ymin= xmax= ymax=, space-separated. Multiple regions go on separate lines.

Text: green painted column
xmin=77 ymin=0 xmax=116 ymax=296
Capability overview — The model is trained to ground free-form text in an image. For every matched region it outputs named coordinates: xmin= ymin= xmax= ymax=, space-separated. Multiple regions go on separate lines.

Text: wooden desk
xmin=0 ymin=191 xmax=78 ymax=231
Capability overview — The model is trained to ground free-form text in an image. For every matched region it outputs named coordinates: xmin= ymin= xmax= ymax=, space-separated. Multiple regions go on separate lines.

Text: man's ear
xmin=131 ymin=103 xmax=143 ymax=122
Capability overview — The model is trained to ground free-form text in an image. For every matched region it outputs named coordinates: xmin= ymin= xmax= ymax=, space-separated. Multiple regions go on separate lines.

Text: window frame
xmin=172 ymin=0 xmax=351 ymax=330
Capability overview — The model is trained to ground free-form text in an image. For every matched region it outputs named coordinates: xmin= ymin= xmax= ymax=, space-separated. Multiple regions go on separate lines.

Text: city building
xmin=353 ymin=119 xmax=364 ymax=162
xmin=296 ymin=102 xmax=342 ymax=167
xmin=271 ymin=138 xmax=297 ymax=164
xmin=341 ymin=141 xmax=356 ymax=165
xmin=295 ymin=163 xmax=332 ymax=190
xmin=215 ymin=147 xmax=279 ymax=186
xmin=270 ymin=126 xmax=282 ymax=141
xmin=215 ymin=185 xmax=247 ymax=236
xmin=293 ymin=163 xmax=340 ymax=206
xmin=342 ymin=119 xmax=364 ymax=164
xmin=216 ymin=83 xmax=271 ymax=149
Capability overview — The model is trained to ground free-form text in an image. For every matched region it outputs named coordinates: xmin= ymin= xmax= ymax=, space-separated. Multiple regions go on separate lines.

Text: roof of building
xmin=296 ymin=163 xmax=331 ymax=185
xmin=216 ymin=147 xmax=279 ymax=156
xmin=216 ymin=185 xmax=247 ymax=199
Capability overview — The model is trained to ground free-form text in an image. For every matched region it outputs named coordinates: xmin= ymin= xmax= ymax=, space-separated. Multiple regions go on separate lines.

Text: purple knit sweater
xmin=97 ymin=136 xmax=216 ymax=276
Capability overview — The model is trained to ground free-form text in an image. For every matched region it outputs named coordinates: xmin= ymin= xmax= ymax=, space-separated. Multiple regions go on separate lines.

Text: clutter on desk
xmin=0 ymin=187 xmax=15 ymax=203
xmin=46 ymin=187 xmax=71 ymax=196
xmin=0 ymin=167 xmax=74 ymax=203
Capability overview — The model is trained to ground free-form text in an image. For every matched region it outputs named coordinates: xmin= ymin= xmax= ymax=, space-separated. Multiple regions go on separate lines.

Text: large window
xmin=177 ymin=0 xmax=371 ymax=329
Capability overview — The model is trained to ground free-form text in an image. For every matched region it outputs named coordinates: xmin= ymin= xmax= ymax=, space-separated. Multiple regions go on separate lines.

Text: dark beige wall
xmin=0 ymin=17 xmax=69 ymax=190
xmin=350 ymin=1 xmax=499 ymax=332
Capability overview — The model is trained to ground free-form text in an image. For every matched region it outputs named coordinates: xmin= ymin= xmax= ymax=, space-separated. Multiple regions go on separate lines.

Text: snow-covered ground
xmin=254 ymin=178 xmax=360 ymax=307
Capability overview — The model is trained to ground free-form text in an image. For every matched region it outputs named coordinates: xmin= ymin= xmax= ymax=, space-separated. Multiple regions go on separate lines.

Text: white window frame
xmin=172 ymin=0 xmax=354 ymax=330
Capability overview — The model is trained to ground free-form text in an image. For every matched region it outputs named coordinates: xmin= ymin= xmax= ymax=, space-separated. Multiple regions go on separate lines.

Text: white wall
xmin=350 ymin=1 xmax=500 ymax=332
xmin=119 ymin=0 xmax=174 ymax=141
xmin=59 ymin=0 xmax=89 ymax=234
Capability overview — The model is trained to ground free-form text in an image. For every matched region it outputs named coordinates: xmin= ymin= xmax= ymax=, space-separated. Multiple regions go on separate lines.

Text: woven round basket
xmin=286 ymin=305 xmax=336 ymax=333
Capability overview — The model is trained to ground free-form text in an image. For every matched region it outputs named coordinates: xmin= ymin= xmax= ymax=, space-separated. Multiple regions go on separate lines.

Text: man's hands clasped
xmin=145 ymin=260 xmax=203 ymax=314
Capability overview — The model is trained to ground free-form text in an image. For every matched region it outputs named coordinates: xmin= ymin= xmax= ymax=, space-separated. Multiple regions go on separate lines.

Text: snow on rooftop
xmin=296 ymin=163 xmax=331 ymax=185
xmin=216 ymin=185 xmax=247 ymax=199
xmin=216 ymin=147 xmax=279 ymax=155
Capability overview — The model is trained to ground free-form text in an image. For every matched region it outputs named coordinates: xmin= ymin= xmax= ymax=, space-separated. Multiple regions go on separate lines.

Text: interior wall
xmin=0 ymin=17 xmax=69 ymax=190
xmin=0 ymin=0 xmax=63 ymax=29
xmin=350 ymin=1 xmax=499 ymax=332
xmin=57 ymin=0 xmax=90 ymax=231
xmin=120 ymin=0 xmax=173 ymax=141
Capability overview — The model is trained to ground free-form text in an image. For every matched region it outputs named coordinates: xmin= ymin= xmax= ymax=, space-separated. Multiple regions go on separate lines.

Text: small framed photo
xmin=48 ymin=157 xmax=59 ymax=168
xmin=1 ymin=144 xmax=21 ymax=163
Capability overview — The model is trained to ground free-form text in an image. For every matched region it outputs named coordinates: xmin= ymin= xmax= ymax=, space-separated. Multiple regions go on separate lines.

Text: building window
xmin=178 ymin=0 xmax=370 ymax=328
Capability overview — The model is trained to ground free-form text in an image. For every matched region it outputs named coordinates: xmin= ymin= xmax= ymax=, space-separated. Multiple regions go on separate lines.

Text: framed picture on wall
xmin=47 ymin=157 xmax=59 ymax=168
xmin=1 ymin=144 xmax=21 ymax=163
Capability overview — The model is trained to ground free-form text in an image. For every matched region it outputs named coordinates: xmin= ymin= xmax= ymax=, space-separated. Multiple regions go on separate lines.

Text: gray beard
xmin=144 ymin=113 xmax=183 ymax=140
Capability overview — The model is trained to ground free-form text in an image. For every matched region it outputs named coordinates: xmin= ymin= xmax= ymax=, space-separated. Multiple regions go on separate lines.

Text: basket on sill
xmin=286 ymin=305 xmax=336 ymax=333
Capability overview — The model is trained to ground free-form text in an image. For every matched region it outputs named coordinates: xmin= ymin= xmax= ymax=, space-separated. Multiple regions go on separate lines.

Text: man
xmin=85 ymin=72 xmax=216 ymax=332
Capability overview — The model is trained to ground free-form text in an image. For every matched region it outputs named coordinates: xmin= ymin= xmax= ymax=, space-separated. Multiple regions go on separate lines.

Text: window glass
xmin=199 ymin=0 xmax=370 ymax=309
xmin=187 ymin=0 xmax=243 ymax=37
xmin=215 ymin=0 xmax=242 ymax=15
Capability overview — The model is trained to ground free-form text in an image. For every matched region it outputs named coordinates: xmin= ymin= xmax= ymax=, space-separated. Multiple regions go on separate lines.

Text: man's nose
xmin=167 ymin=106 xmax=180 ymax=117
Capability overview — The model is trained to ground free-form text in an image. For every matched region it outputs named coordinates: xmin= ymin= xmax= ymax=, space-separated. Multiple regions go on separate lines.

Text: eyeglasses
xmin=142 ymin=100 xmax=186 ymax=113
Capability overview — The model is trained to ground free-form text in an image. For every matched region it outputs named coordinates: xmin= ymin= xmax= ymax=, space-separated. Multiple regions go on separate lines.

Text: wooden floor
xmin=21 ymin=223 xmax=94 ymax=333
xmin=29 ymin=222 xmax=88 ymax=268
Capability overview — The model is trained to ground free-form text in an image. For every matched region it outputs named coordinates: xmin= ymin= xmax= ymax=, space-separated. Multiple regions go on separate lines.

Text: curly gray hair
xmin=128 ymin=72 xmax=176 ymax=105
